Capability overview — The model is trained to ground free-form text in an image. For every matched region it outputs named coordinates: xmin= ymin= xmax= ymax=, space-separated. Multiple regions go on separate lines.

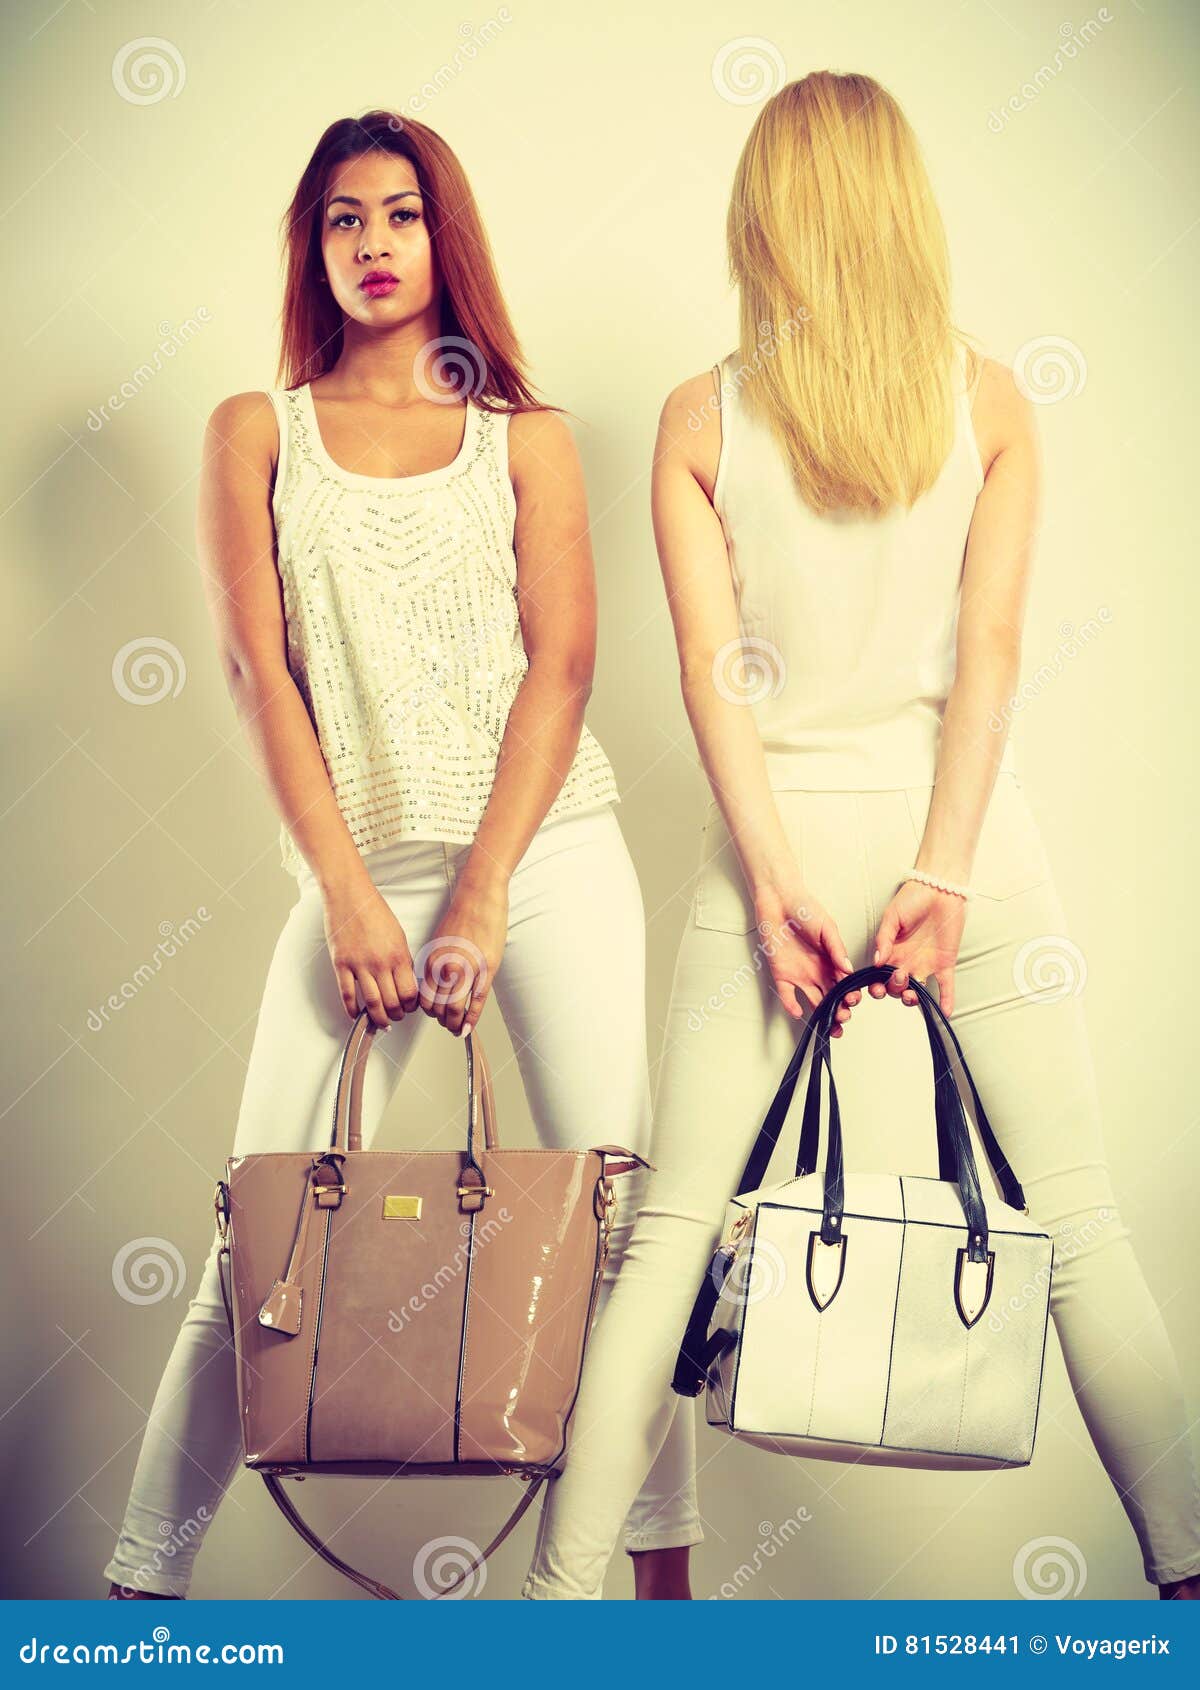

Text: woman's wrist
xmin=456 ymin=854 xmax=511 ymax=903
xmin=309 ymin=843 xmax=376 ymax=904
xmin=901 ymin=867 xmax=973 ymax=900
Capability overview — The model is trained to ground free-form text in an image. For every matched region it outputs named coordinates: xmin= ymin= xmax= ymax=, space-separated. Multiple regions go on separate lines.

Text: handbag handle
xmin=798 ymin=990 xmax=961 ymax=1185
xmin=804 ymin=974 xmax=993 ymax=1261
xmin=801 ymin=966 xmax=1024 ymax=1207
xmin=733 ymin=966 xmax=1025 ymax=1263
xmin=328 ymin=1009 xmax=499 ymax=1157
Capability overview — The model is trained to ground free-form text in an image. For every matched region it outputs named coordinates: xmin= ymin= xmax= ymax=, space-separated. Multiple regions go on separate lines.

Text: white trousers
xmin=103 ymin=804 xmax=701 ymax=1597
xmin=522 ymin=775 xmax=1200 ymax=1596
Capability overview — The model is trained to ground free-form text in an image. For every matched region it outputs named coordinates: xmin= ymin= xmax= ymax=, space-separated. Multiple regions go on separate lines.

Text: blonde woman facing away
xmin=103 ymin=110 xmax=699 ymax=1600
xmin=521 ymin=72 xmax=1200 ymax=1601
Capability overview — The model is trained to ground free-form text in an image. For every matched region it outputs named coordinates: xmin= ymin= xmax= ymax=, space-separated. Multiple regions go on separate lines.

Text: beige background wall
xmin=2 ymin=0 xmax=1196 ymax=1601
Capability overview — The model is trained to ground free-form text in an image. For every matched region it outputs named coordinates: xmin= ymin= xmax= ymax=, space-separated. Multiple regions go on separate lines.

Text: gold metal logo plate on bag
xmin=382 ymin=1195 xmax=423 ymax=1219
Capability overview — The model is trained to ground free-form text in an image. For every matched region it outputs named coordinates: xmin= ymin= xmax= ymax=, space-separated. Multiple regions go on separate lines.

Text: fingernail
xmin=873 ymin=949 xmax=879 ymax=963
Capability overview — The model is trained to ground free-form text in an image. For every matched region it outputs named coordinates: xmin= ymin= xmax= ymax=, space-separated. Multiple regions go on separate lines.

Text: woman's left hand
xmin=420 ymin=879 xmax=509 ymax=1036
xmin=870 ymin=882 xmax=967 ymax=1015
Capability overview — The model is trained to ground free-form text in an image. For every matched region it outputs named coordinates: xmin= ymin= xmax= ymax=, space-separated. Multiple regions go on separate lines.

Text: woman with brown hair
xmin=103 ymin=110 xmax=700 ymax=1599
xmin=521 ymin=71 xmax=1200 ymax=1600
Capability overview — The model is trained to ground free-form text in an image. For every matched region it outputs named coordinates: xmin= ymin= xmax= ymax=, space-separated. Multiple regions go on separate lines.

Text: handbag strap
xmin=804 ymin=975 xmax=992 ymax=1259
xmin=802 ymin=967 xmax=1025 ymax=1209
xmin=798 ymin=996 xmax=959 ymax=1184
xmin=331 ymin=1011 xmax=499 ymax=1156
xmin=259 ymin=1467 xmax=548 ymax=1602
xmin=735 ymin=965 xmax=1024 ymax=1209
xmin=216 ymin=1241 xmax=549 ymax=1600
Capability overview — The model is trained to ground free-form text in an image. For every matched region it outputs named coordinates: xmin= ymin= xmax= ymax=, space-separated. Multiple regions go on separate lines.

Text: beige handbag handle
xmin=329 ymin=1009 xmax=499 ymax=1155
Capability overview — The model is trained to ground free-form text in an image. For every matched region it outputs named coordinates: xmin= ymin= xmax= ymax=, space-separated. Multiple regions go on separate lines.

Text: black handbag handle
xmin=804 ymin=974 xmax=990 ymax=1260
xmin=799 ymin=966 xmax=1025 ymax=1205
xmin=733 ymin=965 xmax=1025 ymax=1260
xmin=797 ymin=989 xmax=960 ymax=1185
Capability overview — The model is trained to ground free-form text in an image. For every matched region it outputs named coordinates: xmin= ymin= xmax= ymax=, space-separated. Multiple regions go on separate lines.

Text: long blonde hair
xmin=726 ymin=71 xmax=979 ymax=515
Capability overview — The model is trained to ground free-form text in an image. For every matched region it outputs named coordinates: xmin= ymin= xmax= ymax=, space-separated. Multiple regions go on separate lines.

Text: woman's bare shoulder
xmin=202 ymin=391 xmax=280 ymax=476
xmin=970 ymin=356 xmax=1038 ymax=474
xmin=660 ymin=369 xmax=723 ymax=429
xmin=656 ymin=368 xmax=725 ymax=496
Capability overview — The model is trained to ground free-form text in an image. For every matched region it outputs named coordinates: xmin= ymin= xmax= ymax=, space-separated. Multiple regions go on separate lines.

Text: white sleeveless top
xmin=712 ymin=343 xmax=1016 ymax=789
xmin=266 ymin=383 xmax=619 ymax=878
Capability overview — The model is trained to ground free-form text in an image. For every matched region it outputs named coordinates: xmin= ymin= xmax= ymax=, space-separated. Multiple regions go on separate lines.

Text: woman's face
xmin=320 ymin=150 xmax=438 ymax=329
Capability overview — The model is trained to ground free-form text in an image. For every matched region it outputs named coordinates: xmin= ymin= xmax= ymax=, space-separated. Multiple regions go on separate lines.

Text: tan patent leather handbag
xmin=213 ymin=1008 xmax=648 ymax=1600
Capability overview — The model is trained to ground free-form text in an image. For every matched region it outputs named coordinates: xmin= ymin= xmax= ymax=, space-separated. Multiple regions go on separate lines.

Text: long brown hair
xmin=276 ymin=110 xmax=548 ymax=413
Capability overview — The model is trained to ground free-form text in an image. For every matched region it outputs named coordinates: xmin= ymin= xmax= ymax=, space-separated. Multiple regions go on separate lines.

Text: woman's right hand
xmin=753 ymin=879 xmax=859 ymax=1031
xmin=321 ymin=880 xmax=421 ymax=1029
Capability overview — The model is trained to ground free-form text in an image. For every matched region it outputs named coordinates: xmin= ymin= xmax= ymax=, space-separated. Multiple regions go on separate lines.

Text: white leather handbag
xmin=673 ymin=966 xmax=1053 ymax=1470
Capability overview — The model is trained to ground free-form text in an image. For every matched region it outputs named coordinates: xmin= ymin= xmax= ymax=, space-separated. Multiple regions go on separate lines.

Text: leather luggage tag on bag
xmin=258 ymin=1277 xmax=303 ymax=1335
xmin=382 ymin=1195 xmax=422 ymax=1219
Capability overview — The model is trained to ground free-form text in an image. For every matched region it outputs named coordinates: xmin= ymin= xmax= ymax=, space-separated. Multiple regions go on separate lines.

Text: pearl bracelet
xmin=899 ymin=868 xmax=973 ymax=901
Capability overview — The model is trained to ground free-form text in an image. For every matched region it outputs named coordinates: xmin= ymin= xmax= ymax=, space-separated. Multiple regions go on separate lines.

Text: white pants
xmin=103 ymin=804 xmax=702 ymax=1597
xmin=522 ymin=775 xmax=1200 ymax=1596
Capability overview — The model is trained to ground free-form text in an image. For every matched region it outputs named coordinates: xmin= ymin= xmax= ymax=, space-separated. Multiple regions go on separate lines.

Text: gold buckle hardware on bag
xmin=310 ymin=1152 xmax=347 ymax=1210
xmin=595 ymin=1178 xmax=618 ymax=1266
xmin=457 ymin=1184 xmax=495 ymax=1200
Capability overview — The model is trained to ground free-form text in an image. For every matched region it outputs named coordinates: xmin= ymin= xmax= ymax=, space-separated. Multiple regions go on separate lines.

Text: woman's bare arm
xmin=196 ymin=392 xmax=372 ymax=896
xmin=914 ymin=359 xmax=1040 ymax=884
xmin=421 ymin=407 xmax=606 ymax=1036
xmin=457 ymin=407 xmax=604 ymax=892
xmin=196 ymin=393 xmax=419 ymax=1026
xmin=869 ymin=356 xmax=1041 ymax=1013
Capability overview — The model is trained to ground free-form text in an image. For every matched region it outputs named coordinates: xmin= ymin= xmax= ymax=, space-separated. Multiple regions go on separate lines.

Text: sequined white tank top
xmin=265 ymin=383 xmax=619 ymax=878
xmin=712 ymin=342 xmax=1016 ymax=789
